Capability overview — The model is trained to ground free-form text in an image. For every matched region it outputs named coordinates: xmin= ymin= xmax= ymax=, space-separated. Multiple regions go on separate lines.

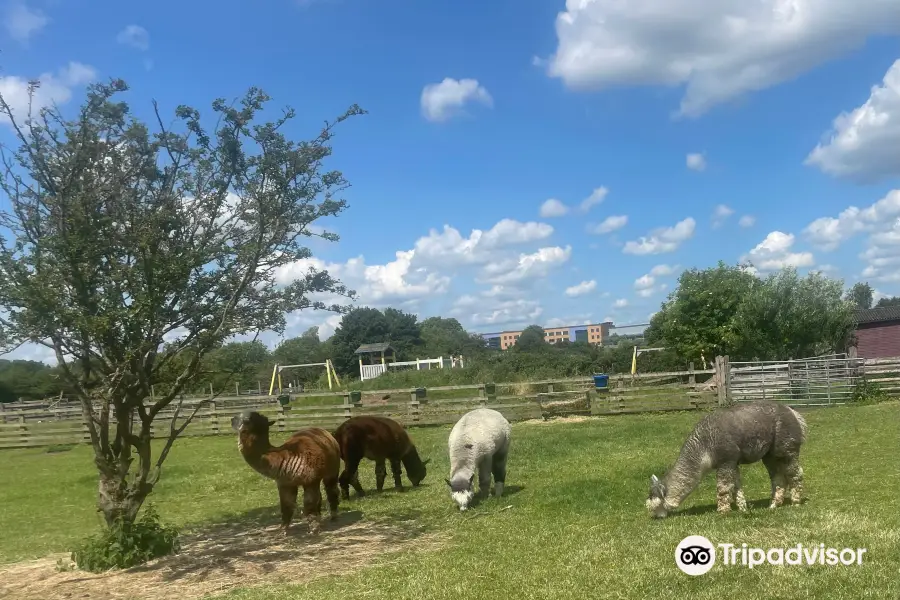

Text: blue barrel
xmin=593 ymin=374 xmax=609 ymax=389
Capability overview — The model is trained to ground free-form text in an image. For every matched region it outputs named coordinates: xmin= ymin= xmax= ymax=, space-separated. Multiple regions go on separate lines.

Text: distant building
xmin=480 ymin=321 xmax=613 ymax=350
xmin=854 ymin=307 xmax=900 ymax=359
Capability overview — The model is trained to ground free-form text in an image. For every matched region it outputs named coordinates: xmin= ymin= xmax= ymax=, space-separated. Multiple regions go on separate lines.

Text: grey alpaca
xmin=646 ymin=400 xmax=808 ymax=518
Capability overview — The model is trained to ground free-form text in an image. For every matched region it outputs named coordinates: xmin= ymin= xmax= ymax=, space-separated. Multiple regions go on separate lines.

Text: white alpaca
xmin=446 ymin=408 xmax=511 ymax=511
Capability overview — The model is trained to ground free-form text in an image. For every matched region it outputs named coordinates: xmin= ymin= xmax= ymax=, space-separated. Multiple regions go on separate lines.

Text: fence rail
xmin=0 ymin=355 xmax=896 ymax=449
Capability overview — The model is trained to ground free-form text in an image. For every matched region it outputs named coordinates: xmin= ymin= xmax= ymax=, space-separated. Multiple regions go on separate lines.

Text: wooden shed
xmin=354 ymin=342 xmax=396 ymax=381
xmin=854 ymin=307 xmax=900 ymax=359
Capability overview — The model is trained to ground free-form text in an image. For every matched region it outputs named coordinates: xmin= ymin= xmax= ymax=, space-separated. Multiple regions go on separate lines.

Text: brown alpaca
xmin=232 ymin=410 xmax=341 ymax=535
xmin=333 ymin=415 xmax=430 ymax=500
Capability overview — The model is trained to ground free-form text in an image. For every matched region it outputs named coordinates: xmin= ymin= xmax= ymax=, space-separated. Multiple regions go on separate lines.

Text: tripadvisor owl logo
xmin=675 ymin=535 xmax=715 ymax=575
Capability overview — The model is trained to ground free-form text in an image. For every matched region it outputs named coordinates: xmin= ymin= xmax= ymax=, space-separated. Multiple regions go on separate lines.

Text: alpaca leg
xmin=339 ymin=453 xmax=365 ymax=500
xmin=716 ymin=464 xmax=738 ymax=513
xmin=389 ymin=458 xmax=404 ymax=492
xmin=733 ymin=468 xmax=747 ymax=512
xmin=491 ymin=452 xmax=507 ymax=497
xmin=302 ymin=483 xmax=323 ymax=534
xmin=477 ymin=456 xmax=493 ymax=498
xmin=763 ymin=456 xmax=787 ymax=508
xmin=277 ymin=483 xmax=298 ymax=535
xmin=375 ymin=458 xmax=387 ymax=491
xmin=784 ymin=458 xmax=804 ymax=505
xmin=323 ymin=475 xmax=340 ymax=521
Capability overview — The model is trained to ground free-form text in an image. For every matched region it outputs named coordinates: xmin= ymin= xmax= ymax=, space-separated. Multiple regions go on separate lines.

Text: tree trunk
xmin=97 ymin=472 xmax=150 ymax=526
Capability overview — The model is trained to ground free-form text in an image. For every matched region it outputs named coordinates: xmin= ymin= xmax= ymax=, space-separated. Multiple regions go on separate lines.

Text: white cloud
xmin=565 ymin=279 xmax=597 ymax=297
xmin=4 ymin=2 xmax=47 ymax=42
xmin=614 ymin=298 xmax=628 ymax=308
xmin=588 ymin=215 xmax=628 ymax=235
xmin=0 ymin=62 xmax=97 ymax=126
xmin=805 ymin=59 xmax=900 ymax=182
xmin=452 ymin=296 xmax=543 ymax=328
xmin=579 ymin=186 xmax=608 ymax=212
xmin=649 ymin=264 xmax=676 ymax=277
xmin=634 ymin=266 xmax=675 ymax=298
xmin=738 ymin=215 xmax=756 ymax=228
xmin=622 ymin=217 xmax=695 ymax=255
xmin=274 ymin=250 xmax=450 ymax=309
xmin=858 ymin=216 xmax=900 ymax=283
xmin=116 ymin=25 xmax=150 ymax=51
xmin=803 ymin=190 xmax=900 ymax=251
xmin=413 ymin=218 xmax=554 ymax=267
xmin=420 ymin=78 xmax=493 ymax=122
xmin=686 ymin=153 xmax=707 ymax=171
xmin=480 ymin=246 xmax=572 ymax=285
xmin=712 ymin=204 xmax=734 ymax=228
xmin=540 ymin=198 xmax=569 ymax=217
xmin=741 ymin=231 xmax=815 ymax=272
xmin=541 ymin=0 xmax=900 ymax=118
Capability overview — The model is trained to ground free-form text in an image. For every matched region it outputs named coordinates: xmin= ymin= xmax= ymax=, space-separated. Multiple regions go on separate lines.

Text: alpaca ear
xmin=650 ymin=474 xmax=659 ymax=485
xmin=266 ymin=417 xmax=275 ymax=426
xmin=468 ymin=473 xmax=474 ymax=485
xmin=445 ymin=478 xmax=452 ymax=488
xmin=422 ymin=458 xmax=431 ymax=466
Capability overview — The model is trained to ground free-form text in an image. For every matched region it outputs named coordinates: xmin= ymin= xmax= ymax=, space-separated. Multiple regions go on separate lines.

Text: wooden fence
xmin=0 ymin=355 xmax=896 ymax=450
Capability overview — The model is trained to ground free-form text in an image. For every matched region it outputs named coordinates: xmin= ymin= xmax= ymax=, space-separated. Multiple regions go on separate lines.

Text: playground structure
xmin=354 ymin=342 xmax=465 ymax=381
xmin=268 ymin=359 xmax=341 ymax=394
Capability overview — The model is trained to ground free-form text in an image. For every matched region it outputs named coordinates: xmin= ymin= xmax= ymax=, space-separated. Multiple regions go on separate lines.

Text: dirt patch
xmin=0 ymin=512 xmax=445 ymax=600
xmin=519 ymin=415 xmax=596 ymax=426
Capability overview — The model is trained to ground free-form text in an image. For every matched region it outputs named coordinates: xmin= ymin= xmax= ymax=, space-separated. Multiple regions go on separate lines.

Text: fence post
xmin=547 ymin=383 xmax=555 ymax=394
xmin=18 ymin=415 xmax=27 ymax=447
xmin=478 ymin=385 xmax=487 ymax=407
xmin=343 ymin=394 xmax=353 ymax=420
xmin=537 ymin=392 xmax=548 ymax=420
xmin=82 ymin=411 xmax=91 ymax=444
xmin=409 ymin=390 xmax=420 ymax=424
xmin=723 ymin=355 xmax=732 ymax=405
xmin=484 ymin=383 xmax=497 ymax=404
xmin=210 ymin=401 xmax=219 ymax=435
xmin=278 ymin=405 xmax=286 ymax=432
xmin=688 ymin=362 xmax=695 ymax=386
xmin=715 ymin=356 xmax=727 ymax=406
xmin=235 ymin=382 xmax=240 ymax=396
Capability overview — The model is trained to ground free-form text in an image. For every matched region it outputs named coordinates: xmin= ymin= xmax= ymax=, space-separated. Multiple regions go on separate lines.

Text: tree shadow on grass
xmin=1 ymin=505 xmax=445 ymax=600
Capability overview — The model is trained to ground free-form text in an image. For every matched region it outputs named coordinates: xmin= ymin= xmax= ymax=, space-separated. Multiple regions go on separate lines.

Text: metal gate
xmin=727 ymin=354 xmax=860 ymax=406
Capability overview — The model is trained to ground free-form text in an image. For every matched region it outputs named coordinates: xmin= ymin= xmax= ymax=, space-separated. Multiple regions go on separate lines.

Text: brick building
xmin=481 ymin=321 xmax=613 ymax=350
xmin=854 ymin=307 xmax=900 ymax=359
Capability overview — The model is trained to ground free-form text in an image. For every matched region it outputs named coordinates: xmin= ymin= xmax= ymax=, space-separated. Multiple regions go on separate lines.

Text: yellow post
xmin=631 ymin=346 xmax=638 ymax=376
xmin=277 ymin=370 xmax=284 ymax=394
xmin=328 ymin=359 xmax=341 ymax=387
xmin=326 ymin=360 xmax=333 ymax=389
xmin=359 ymin=358 xmax=364 ymax=379
xmin=380 ymin=350 xmax=385 ymax=366
xmin=268 ymin=364 xmax=279 ymax=395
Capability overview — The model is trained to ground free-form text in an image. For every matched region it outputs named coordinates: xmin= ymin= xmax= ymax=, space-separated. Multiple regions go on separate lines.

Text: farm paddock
xmin=1 ymin=403 xmax=898 ymax=600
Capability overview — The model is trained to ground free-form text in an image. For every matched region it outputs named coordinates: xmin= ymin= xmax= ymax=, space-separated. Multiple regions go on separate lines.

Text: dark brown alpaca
xmin=232 ymin=410 xmax=341 ymax=535
xmin=332 ymin=415 xmax=430 ymax=500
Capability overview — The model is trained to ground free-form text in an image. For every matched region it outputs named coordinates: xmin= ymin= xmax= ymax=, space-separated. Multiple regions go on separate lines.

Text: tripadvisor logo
xmin=675 ymin=536 xmax=867 ymax=575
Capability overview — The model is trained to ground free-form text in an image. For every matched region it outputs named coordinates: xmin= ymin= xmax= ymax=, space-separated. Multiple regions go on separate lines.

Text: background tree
xmin=734 ymin=269 xmax=856 ymax=360
xmin=644 ymin=262 xmax=757 ymax=361
xmin=328 ymin=307 xmax=392 ymax=375
xmin=0 ymin=80 xmax=363 ymax=527
xmin=846 ymin=281 xmax=874 ymax=309
xmin=875 ymin=296 xmax=900 ymax=308
xmin=419 ymin=316 xmax=483 ymax=357
xmin=514 ymin=325 xmax=548 ymax=352
xmin=381 ymin=307 xmax=423 ymax=360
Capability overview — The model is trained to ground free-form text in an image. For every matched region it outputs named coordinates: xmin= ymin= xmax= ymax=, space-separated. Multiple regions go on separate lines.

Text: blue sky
xmin=2 ymin=0 xmax=900 ymax=363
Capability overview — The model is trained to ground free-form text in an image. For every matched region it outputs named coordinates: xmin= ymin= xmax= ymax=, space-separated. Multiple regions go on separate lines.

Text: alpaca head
xmin=231 ymin=410 xmax=273 ymax=438
xmin=446 ymin=474 xmax=475 ymax=511
xmin=646 ymin=474 xmax=669 ymax=518
xmin=407 ymin=456 xmax=430 ymax=487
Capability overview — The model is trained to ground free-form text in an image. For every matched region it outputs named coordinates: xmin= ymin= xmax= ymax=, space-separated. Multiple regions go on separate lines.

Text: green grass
xmin=2 ymin=402 xmax=899 ymax=599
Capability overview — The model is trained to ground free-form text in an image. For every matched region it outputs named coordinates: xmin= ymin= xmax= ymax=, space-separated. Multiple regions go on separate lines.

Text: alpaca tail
xmin=788 ymin=407 xmax=808 ymax=443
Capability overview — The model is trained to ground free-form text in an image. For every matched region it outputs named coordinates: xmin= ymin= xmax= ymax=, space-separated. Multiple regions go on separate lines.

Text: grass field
xmin=1 ymin=402 xmax=899 ymax=599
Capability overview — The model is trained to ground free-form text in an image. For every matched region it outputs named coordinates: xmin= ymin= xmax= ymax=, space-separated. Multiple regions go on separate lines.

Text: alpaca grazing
xmin=332 ymin=415 xmax=430 ymax=499
xmin=446 ymin=407 xmax=511 ymax=511
xmin=232 ymin=410 xmax=342 ymax=535
xmin=646 ymin=400 xmax=808 ymax=519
